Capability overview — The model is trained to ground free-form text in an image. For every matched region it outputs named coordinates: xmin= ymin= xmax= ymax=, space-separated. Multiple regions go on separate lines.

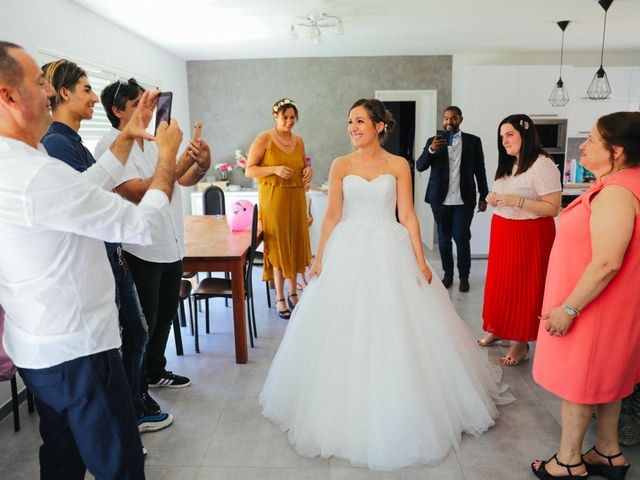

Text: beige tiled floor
xmin=1 ymin=259 xmax=639 ymax=479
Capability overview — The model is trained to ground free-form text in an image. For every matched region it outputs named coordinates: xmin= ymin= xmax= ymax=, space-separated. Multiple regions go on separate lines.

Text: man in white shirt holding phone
xmin=0 ymin=41 xmax=183 ymax=479
xmin=96 ymin=79 xmax=210 ymax=404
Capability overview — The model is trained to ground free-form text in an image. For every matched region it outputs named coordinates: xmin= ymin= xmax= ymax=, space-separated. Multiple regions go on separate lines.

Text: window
xmin=36 ymin=47 xmax=157 ymax=155
xmin=78 ymin=72 xmax=116 ymax=154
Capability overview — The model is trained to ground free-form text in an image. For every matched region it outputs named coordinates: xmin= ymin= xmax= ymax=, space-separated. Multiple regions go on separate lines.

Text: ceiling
xmin=72 ymin=0 xmax=640 ymax=61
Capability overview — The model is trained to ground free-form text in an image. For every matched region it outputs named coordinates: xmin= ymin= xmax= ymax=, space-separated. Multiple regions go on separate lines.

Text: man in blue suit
xmin=416 ymin=106 xmax=488 ymax=292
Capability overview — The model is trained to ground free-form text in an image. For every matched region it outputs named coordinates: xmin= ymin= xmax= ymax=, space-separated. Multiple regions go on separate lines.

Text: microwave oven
xmin=532 ymin=118 xmax=567 ymax=153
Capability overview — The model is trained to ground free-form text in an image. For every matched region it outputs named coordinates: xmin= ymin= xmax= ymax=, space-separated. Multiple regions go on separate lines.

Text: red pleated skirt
xmin=482 ymin=215 xmax=556 ymax=342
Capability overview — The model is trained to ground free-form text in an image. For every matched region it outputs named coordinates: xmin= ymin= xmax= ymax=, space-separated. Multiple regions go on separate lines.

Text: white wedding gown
xmin=259 ymin=174 xmax=514 ymax=471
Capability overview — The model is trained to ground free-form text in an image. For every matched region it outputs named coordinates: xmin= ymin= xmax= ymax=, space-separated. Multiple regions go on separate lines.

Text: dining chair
xmin=172 ymin=279 xmax=194 ymax=355
xmin=202 ymin=185 xmax=226 ymax=215
xmin=251 ymin=251 xmax=272 ymax=308
xmin=179 ymin=272 xmax=197 ymax=327
xmin=201 ymin=185 xmax=231 ymax=312
xmin=8 ymin=374 xmax=35 ymax=432
xmin=191 ymin=206 xmax=259 ymax=349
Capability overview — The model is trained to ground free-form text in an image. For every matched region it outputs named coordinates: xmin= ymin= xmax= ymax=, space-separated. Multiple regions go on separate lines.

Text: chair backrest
xmin=244 ymin=205 xmax=259 ymax=295
xmin=202 ymin=186 xmax=226 ymax=215
xmin=0 ymin=305 xmax=17 ymax=381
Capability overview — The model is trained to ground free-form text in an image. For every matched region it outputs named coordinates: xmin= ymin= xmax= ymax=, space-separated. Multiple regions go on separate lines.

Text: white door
xmin=375 ymin=90 xmax=438 ymax=249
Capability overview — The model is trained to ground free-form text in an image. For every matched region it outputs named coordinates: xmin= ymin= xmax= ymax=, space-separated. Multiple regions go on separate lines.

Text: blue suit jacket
xmin=415 ymin=132 xmax=489 ymax=207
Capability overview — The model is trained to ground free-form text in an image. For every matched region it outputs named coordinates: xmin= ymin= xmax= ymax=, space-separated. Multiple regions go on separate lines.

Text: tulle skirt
xmin=259 ymin=218 xmax=514 ymax=471
xmin=482 ymin=215 xmax=556 ymax=342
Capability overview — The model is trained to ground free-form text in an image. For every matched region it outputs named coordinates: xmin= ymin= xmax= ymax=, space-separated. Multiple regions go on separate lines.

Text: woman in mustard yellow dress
xmin=246 ymin=99 xmax=313 ymax=319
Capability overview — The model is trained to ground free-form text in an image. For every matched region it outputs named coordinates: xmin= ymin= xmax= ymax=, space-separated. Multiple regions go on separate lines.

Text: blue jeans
xmin=431 ymin=204 xmax=475 ymax=279
xmin=19 ymin=350 xmax=145 ymax=480
xmin=108 ymin=246 xmax=148 ymax=415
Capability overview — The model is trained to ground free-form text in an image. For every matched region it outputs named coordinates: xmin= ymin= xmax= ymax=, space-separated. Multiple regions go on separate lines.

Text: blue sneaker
xmin=137 ymin=412 xmax=174 ymax=433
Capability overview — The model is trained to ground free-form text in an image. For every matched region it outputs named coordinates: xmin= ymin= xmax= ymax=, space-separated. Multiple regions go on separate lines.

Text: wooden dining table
xmin=182 ymin=215 xmax=263 ymax=364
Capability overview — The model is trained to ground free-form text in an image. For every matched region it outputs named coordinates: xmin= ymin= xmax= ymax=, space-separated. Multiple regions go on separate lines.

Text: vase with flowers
xmin=235 ymin=149 xmax=256 ymax=189
xmin=215 ymin=162 xmax=233 ymax=181
xmin=234 ymin=150 xmax=248 ymax=173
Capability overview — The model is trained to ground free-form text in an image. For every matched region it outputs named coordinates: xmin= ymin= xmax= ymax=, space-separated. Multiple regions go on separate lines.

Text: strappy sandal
xmin=531 ymin=453 xmax=588 ymax=479
xmin=499 ymin=343 xmax=530 ymax=366
xmin=275 ymin=298 xmax=291 ymax=320
xmin=583 ymin=446 xmax=630 ymax=480
xmin=477 ymin=333 xmax=501 ymax=346
xmin=287 ymin=293 xmax=298 ymax=310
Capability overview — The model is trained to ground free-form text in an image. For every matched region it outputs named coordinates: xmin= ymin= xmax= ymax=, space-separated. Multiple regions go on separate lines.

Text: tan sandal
xmin=477 ymin=334 xmax=501 ymax=347
xmin=500 ymin=344 xmax=530 ymax=366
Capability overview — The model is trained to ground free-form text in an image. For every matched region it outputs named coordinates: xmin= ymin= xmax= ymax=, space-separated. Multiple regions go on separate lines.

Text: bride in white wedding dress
xmin=259 ymin=99 xmax=515 ymax=471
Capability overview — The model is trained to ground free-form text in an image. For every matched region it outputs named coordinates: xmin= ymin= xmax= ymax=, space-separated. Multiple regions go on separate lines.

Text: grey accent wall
xmin=187 ymin=56 xmax=451 ymax=185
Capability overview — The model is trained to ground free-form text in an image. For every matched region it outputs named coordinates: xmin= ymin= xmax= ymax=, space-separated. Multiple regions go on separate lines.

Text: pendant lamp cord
xmin=599 ymin=10 xmax=608 ymax=67
xmin=559 ymin=29 xmax=565 ymax=78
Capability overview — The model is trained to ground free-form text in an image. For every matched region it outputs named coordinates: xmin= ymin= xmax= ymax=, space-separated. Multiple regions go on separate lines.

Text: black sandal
xmin=275 ymin=299 xmax=291 ymax=320
xmin=287 ymin=293 xmax=298 ymax=310
xmin=531 ymin=454 xmax=588 ymax=479
xmin=583 ymin=446 xmax=630 ymax=480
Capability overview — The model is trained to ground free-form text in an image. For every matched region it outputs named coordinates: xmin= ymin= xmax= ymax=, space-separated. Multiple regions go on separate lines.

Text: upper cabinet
xmin=629 ymin=67 xmax=640 ymax=109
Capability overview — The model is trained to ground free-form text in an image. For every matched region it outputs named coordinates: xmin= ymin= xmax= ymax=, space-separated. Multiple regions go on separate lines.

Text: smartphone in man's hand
xmin=154 ymin=91 xmax=173 ymax=135
xmin=192 ymin=121 xmax=202 ymax=141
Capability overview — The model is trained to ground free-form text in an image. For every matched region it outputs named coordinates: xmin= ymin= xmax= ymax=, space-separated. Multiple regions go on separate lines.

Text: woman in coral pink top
xmin=532 ymin=112 xmax=640 ymax=480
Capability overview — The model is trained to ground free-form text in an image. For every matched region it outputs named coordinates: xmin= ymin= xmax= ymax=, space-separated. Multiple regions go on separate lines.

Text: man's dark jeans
xmin=108 ymin=247 xmax=148 ymax=415
xmin=431 ymin=204 xmax=475 ymax=279
xmin=124 ymin=253 xmax=182 ymax=392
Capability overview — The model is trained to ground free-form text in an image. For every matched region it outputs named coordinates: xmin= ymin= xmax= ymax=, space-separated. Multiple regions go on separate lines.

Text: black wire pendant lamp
xmin=549 ymin=20 xmax=570 ymax=107
xmin=587 ymin=0 xmax=614 ymax=100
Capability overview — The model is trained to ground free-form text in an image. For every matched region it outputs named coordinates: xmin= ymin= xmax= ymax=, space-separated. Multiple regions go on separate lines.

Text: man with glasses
xmin=96 ymin=79 xmax=211 ymax=407
xmin=40 ymin=59 xmax=173 ymax=436
xmin=0 ymin=41 xmax=182 ymax=479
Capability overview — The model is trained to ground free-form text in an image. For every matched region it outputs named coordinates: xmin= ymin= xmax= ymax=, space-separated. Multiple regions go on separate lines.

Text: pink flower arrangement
xmin=214 ymin=162 xmax=233 ymax=172
xmin=234 ymin=150 xmax=248 ymax=173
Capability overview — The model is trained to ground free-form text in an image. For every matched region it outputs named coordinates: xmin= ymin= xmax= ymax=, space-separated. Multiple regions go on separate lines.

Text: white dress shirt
xmin=0 ymin=137 xmax=171 ymax=368
xmin=95 ymin=128 xmax=184 ymax=263
xmin=442 ymin=131 xmax=463 ymax=206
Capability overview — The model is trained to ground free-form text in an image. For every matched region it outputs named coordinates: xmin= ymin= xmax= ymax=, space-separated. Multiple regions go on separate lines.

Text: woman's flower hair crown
xmin=273 ymin=98 xmax=297 ymax=113
xmin=519 ymin=119 xmax=530 ymax=130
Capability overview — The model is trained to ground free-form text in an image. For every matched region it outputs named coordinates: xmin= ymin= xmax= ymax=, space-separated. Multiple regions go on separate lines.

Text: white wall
xmin=0 ymin=0 xmax=190 ymax=410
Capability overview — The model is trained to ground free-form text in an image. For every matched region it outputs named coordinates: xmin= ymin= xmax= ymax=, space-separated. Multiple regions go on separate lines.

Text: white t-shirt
xmin=95 ymin=127 xmax=184 ymax=262
xmin=0 ymin=137 xmax=171 ymax=368
xmin=491 ymin=155 xmax=561 ymax=220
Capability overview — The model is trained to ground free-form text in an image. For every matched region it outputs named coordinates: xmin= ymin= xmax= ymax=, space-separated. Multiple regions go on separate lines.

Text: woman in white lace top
xmin=478 ymin=114 xmax=562 ymax=366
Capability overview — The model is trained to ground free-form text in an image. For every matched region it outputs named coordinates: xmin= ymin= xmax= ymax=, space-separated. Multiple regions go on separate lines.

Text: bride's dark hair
xmin=350 ymin=99 xmax=396 ymax=144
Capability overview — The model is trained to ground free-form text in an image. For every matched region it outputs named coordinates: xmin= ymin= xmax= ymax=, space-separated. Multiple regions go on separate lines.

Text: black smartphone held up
xmin=154 ymin=91 xmax=173 ymax=135
xmin=436 ymin=129 xmax=452 ymax=147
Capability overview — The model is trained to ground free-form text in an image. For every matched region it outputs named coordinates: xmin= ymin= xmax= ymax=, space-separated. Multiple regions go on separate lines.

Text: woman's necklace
xmin=599 ymin=166 xmax=629 ymax=183
xmin=272 ymin=127 xmax=295 ymax=147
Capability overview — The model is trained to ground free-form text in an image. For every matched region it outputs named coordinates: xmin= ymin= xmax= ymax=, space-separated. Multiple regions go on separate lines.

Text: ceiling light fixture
xmin=288 ymin=12 xmax=344 ymax=45
xmin=549 ymin=21 xmax=570 ymax=107
xmin=587 ymin=0 xmax=614 ymax=100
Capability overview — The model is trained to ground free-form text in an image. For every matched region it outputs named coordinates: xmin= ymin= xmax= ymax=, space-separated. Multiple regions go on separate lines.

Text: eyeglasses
xmin=112 ymin=78 xmax=140 ymax=106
